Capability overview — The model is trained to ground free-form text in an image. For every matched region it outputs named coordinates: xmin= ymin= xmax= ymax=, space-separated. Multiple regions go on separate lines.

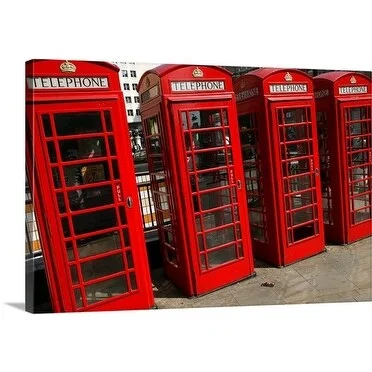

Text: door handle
xmin=126 ymin=196 xmax=133 ymax=208
xmin=315 ymin=168 xmax=320 ymax=176
xmin=237 ymin=179 xmax=242 ymax=189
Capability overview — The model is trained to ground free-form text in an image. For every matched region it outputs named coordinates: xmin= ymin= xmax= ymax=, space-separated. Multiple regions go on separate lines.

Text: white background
xmin=1 ymin=1 xmax=371 ymax=371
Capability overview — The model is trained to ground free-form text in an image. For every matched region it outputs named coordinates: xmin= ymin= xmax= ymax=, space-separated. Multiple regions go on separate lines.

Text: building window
xmin=130 ymin=70 xmax=137 ymax=78
xmin=123 ymin=83 xmax=130 ymax=90
xmin=136 ymin=109 xmax=141 ymax=116
xmin=132 ymin=83 xmax=138 ymax=90
xmin=122 ymin=70 xmax=128 ymax=77
xmin=125 ymin=97 xmax=132 ymax=104
xmin=134 ymin=96 xmax=140 ymax=103
xmin=127 ymin=109 xmax=134 ymax=116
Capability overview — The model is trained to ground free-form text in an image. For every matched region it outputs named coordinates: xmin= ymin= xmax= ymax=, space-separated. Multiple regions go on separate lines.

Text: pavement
xmin=151 ymin=236 xmax=371 ymax=309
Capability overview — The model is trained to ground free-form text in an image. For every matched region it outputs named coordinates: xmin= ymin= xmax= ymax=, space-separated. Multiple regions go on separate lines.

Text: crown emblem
xmin=192 ymin=67 xmax=203 ymax=78
xmin=350 ymin=75 xmax=357 ymax=84
xmin=60 ymin=60 xmax=76 ymax=73
xmin=240 ymin=80 xmax=246 ymax=89
xmin=284 ymin=72 xmax=293 ymax=82
xmin=145 ymin=77 xmax=150 ymax=87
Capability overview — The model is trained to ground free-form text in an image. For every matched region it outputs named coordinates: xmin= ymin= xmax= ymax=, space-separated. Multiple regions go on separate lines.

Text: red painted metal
xmin=314 ymin=71 xmax=372 ymax=244
xmin=25 ymin=59 xmax=154 ymax=312
xmin=138 ymin=64 xmax=255 ymax=296
xmin=233 ymin=68 xmax=325 ymax=266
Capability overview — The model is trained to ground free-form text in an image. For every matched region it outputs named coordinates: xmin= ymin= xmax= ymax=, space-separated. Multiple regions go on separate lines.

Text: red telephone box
xmin=25 ymin=59 xmax=154 ymax=312
xmin=314 ymin=71 xmax=372 ymax=244
xmin=137 ymin=64 xmax=255 ymax=296
xmin=233 ymin=68 xmax=325 ymax=266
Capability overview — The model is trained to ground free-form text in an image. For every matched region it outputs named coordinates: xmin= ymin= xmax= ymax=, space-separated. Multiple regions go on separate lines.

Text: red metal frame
xmin=138 ymin=65 xmax=255 ymax=296
xmin=314 ymin=71 xmax=372 ymax=244
xmin=234 ymin=68 xmax=325 ymax=266
xmin=26 ymin=59 xmax=154 ymax=312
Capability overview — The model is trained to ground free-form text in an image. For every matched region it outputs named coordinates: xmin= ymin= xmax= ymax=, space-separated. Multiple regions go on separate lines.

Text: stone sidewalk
xmin=151 ymin=237 xmax=371 ymax=309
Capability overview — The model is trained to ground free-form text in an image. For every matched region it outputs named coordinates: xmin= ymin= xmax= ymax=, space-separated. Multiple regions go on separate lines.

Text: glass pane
xmin=63 ymin=161 xmax=110 ymax=187
xmin=249 ymin=211 xmax=265 ymax=226
xmin=164 ymin=230 xmax=174 ymax=245
xmin=284 ymin=109 xmax=306 ymax=124
xmin=68 ymin=185 xmax=114 ymax=211
xmin=283 ymin=125 xmax=309 ymax=142
xmin=129 ymin=272 xmax=137 ymax=290
xmin=190 ymin=149 xmax=231 ymax=170
xmin=282 ymin=142 xmax=311 ymax=158
xmin=108 ymin=136 xmax=116 ymax=155
xmin=76 ymin=231 xmax=121 ymax=259
xmin=54 ymin=112 xmax=103 ymax=135
xmin=293 ymin=224 xmax=316 ymax=242
xmin=123 ymin=228 xmax=130 ymax=247
xmin=81 ymin=253 xmax=124 ymax=282
xmin=205 ymin=226 xmax=235 ymax=249
xmin=291 ymin=207 xmax=314 ymax=225
xmin=56 ymin=193 xmax=66 ymax=213
xmin=146 ymin=116 xmax=160 ymax=135
xmin=59 ymin=137 xmax=106 ymax=161
xmin=286 ymin=191 xmax=313 ymax=210
xmin=238 ymin=242 xmax=244 ymax=258
xmin=112 ymin=159 xmax=120 ymax=179
xmin=148 ymin=136 xmax=161 ymax=154
xmin=351 ymin=194 xmax=371 ymax=210
xmin=66 ymin=241 xmax=74 ymax=261
xmin=85 ymin=276 xmax=128 ymax=305
xmin=207 ymin=245 xmax=237 ymax=268
xmin=166 ymin=248 xmax=177 ymax=265
xmin=74 ymin=289 xmax=83 ymax=309
xmin=251 ymin=226 xmax=266 ymax=242
xmin=200 ymin=254 xmax=207 ymax=270
xmin=201 ymin=207 xmax=234 ymax=230
xmin=104 ymin=111 xmax=112 ymax=132
xmin=42 ymin=114 xmax=52 ymax=137
xmin=354 ymin=208 xmax=371 ymax=223
xmin=350 ymin=178 xmax=370 ymax=194
xmin=192 ymin=129 xmax=225 ymax=150
xmin=198 ymin=234 xmax=205 ymax=251
xmin=284 ymin=159 xmax=310 ymax=176
xmin=196 ymin=169 xmax=229 ymax=190
xmin=61 ymin=217 xmax=71 ymax=237
xmin=286 ymin=174 xmax=312 ymax=193
xmin=153 ymin=157 xmax=165 ymax=172
xmin=70 ymin=265 xmax=79 ymax=284
xmin=200 ymin=188 xmax=231 ymax=211
xmin=72 ymin=208 xmax=117 ymax=235
xmin=47 ymin=142 xmax=57 ymax=163
xmin=192 ymin=150 xmax=230 ymax=170
xmin=52 ymin=167 xmax=62 ymax=188
xmin=126 ymin=250 xmax=134 ymax=268
xmin=119 ymin=206 xmax=127 ymax=225
xmin=350 ymin=151 xmax=369 ymax=166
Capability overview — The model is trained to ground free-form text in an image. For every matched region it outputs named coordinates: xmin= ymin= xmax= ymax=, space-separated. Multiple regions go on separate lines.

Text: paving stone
xmin=290 ymin=290 xmax=360 ymax=304
xmin=354 ymin=288 xmax=372 ymax=302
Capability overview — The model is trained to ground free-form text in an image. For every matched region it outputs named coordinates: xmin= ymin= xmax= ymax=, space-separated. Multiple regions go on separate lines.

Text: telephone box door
xmin=27 ymin=100 xmax=154 ymax=311
xmin=270 ymin=100 xmax=324 ymax=263
xmin=339 ymin=101 xmax=372 ymax=241
xmin=171 ymin=100 xmax=254 ymax=294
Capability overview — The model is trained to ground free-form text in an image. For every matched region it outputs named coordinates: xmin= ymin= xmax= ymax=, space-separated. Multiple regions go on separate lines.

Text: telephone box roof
xmin=246 ymin=68 xmax=311 ymax=80
xmin=314 ymin=70 xmax=370 ymax=82
xmin=26 ymin=59 xmax=120 ymax=72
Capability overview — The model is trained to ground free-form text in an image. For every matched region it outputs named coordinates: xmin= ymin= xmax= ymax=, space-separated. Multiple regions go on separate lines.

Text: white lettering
xmin=269 ymin=84 xmax=308 ymax=93
xmin=338 ymin=86 xmax=368 ymax=95
xmin=236 ymin=87 xmax=259 ymax=101
xmin=171 ymin=80 xmax=225 ymax=92
xmin=26 ymin=77 xmax=109 ymax=89
xmin=314 ymin=89 xmax=329 ymax=99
